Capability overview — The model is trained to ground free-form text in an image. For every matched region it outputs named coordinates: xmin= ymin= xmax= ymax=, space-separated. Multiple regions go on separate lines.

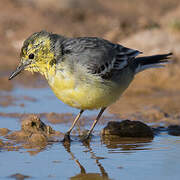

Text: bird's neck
xmin=40 ymin=64 xmax=56 ymax=80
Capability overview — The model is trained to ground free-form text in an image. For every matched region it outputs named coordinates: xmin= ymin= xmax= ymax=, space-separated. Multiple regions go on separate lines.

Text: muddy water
xmin=0 ymin=87 xmax=180 ymax=180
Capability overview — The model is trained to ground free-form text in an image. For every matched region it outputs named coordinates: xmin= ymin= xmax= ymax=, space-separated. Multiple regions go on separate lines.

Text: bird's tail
xmin=134 ymin=52 xmax=172 ymax=74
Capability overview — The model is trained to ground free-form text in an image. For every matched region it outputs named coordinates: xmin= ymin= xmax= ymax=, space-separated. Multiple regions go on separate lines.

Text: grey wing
xmin=61 ymin=37 xmax=141 ymax=79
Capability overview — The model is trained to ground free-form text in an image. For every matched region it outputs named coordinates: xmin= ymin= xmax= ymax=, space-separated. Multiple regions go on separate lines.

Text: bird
xmin=9 ymin=30 xmax=172 ymax=142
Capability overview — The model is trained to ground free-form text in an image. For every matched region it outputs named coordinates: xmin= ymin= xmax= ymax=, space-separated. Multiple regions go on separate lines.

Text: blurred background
xmin=0 ymin=0 xmax=180 ymax=123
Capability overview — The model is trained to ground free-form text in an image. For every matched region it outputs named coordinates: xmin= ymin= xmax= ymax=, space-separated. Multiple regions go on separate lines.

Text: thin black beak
xmin=9 ymin=63 xmax=26 ymax=80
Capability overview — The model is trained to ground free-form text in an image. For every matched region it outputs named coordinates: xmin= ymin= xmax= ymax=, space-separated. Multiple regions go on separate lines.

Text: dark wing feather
xmin=60 ymin=37 xmax=141 ymax=79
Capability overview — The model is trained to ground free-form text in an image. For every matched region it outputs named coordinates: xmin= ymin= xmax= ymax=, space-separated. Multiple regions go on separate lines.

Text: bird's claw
xmin=62 ymin=133 xmax=71 ymax=143
xmin=80 ymin=133 xmax=91 ymax=143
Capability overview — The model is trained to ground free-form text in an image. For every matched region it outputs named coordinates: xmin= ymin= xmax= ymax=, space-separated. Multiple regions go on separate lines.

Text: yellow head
xmin=9 ymin=31 xmax=64 ymax=80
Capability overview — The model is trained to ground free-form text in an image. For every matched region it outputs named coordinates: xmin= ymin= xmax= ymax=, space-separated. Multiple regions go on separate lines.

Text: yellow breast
xmin=46 ymin=62 xmax=134 ymax=110
xmin=47 ymin=68 xmax=121 ymax=110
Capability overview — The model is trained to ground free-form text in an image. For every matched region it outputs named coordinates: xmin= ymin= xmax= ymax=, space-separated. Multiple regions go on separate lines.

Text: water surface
xmin=0 ymin=87 xmax=180 ymax=180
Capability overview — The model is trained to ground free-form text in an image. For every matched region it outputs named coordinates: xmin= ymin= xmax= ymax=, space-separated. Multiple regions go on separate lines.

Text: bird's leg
xmin=63 ymin=109 xmax=84 ymax=142
xmin=81 ymin=107 xmax=106 ymax=141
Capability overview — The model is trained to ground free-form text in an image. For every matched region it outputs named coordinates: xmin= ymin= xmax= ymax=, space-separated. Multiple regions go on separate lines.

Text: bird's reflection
xmin=63 ymin=134 xmax=153 ymax=179
xmin=63 ymin=141 xmax=110 ymax=180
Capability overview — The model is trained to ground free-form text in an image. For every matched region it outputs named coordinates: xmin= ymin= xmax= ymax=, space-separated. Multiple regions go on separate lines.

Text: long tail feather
xmin=134 ymin=53 xmax=172 ymax=73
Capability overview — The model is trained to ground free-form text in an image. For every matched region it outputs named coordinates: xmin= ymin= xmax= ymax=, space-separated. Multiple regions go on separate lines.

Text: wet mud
xmin=0 ymin=114 xmax=179 ymax=153
xmin=2 ymin=115 xmax=62 ymax=150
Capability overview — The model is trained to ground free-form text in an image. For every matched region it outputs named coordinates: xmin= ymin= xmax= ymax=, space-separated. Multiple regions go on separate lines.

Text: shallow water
xmin=0 ymin=87 xmax=180 ymax=180
xmin=0 ymin=86 xmax=89 ymax=114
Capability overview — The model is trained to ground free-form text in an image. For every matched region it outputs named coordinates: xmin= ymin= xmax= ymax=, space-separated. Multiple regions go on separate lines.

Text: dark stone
xmin=168 ymin=125 xmax=180 ymax=136
xmin=102 ymin=120 xmax=154 ymax=138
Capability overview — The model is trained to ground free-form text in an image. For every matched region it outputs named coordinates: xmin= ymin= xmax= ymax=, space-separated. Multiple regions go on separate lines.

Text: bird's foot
xmin=80 ymin=133 xmax=91 ymax=144
xmin=62 ymin=133 xmax=71 ymax=143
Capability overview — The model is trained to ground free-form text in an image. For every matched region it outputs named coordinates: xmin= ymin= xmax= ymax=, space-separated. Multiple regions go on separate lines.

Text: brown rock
xmin=102 ymin=120 xmax=154 ymax=138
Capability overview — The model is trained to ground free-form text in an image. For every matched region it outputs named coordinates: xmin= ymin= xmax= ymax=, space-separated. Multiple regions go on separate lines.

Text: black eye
xmin=29 ymin=53 xmax=34 ymax=59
